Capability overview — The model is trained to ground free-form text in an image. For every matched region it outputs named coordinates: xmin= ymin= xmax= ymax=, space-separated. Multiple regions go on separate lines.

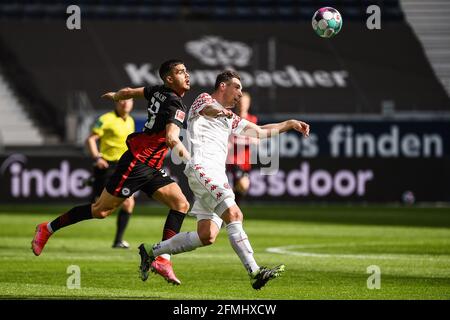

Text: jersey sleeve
xmin=167 ymin=98 xmax=187 ymax=128
xmin=231 ymin=114 xmax=250 ymax=135
xmin=91 ymin=115 xmax=105 ymax=137
xmin=190 ymin=93 xmax=216 ymax=116
xmin=143 ymin=86 xmax=154 ymax=101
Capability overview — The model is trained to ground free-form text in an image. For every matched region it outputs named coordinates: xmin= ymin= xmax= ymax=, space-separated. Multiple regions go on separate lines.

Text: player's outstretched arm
xmin=199 ymin=104 xmax=234 ymax=118
xmin=101 ymin=87 xmax=145 ymax=101
xmin=165 ymin=123 xmax=191 ymax=163
xmin=240 ymin=120 xmax=310 ymax=139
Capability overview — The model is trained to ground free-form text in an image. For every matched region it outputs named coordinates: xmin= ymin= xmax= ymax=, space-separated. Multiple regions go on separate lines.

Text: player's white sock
xmin=152 ymin=231 xmax=203 ymax=256
xmin=46 ymin=222 xmax=54 ymax=234
xmin=226 ymin=221 xmax=259 ymax=274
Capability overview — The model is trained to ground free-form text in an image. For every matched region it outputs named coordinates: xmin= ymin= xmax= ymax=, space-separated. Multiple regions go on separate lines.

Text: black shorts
xmin=105 ymin=150 xmax=175 ymax=198
xmin=92 ymin=162 xmax=118 ymax=200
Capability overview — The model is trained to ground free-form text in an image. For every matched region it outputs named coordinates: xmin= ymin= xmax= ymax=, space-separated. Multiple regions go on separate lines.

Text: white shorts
xmin=185 ymin=164 xmax=236 ymax=228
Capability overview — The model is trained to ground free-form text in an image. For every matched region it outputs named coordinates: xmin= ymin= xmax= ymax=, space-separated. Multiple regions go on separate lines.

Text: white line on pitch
xmin=266 ymin=244 xmax=450 ymax=261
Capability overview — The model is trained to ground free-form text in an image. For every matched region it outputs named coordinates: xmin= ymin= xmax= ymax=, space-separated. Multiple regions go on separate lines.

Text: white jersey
xmin=186 ymin=93 xmax=249 ymax=172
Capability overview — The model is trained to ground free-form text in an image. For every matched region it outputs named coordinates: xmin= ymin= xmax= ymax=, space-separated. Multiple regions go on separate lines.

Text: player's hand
xmin=95 ymin=158 xmax=109 ymax=169
xmin=291 ymin=120 xmax=310 ymax=137
xmin=101 ymin=92 xmax=117 ymax=101
xmin=217 ymin=108 xmax=234 ymax=119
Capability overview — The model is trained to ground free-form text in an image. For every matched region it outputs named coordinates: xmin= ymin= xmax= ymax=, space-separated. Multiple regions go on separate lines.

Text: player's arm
xmin=85 ymin=133 xmax=109 ymax=169
xmin=101 ymin=87 xmax=145 ymax=101
xmin=199 ymin=104 xmax=234 ymax=118
xmin=165 ymin=123 xmax=191 ymax=163
xmin=240 ymin=120 xmax=310 ymax=138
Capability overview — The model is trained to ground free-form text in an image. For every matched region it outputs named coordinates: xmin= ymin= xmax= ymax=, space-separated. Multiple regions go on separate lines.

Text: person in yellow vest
xmin=86 ymin=98 xmax=135 ymax=248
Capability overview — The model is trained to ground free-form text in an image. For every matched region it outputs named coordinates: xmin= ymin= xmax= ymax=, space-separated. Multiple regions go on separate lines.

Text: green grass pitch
xmin=0 ymin=204 xmax=449 ymax=300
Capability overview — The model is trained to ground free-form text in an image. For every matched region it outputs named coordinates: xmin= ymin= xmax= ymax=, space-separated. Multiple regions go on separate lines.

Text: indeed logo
xmin=1 ymin=154 xmax=92 ymax=198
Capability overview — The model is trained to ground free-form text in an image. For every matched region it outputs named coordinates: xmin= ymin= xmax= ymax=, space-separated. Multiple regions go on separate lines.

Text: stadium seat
xmin=212 ymin=6 xmax=231 ymax=20
xmin=0 ymin=0 xmax=405 ymax=21
xmin=277 ymin=6 xmax=298 ymax=20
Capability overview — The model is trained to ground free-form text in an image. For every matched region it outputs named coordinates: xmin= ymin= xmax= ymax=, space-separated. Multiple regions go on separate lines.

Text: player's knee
xmin=123 ymin=197 xmax=135 ymax=213
xmin=236 ymin=178 xmax=249 ymax=194
xmin=225 ymin=206 xmax=243 ymax=222
xmin=198 ymin=232 xmax=217 ymax=246
xmin=172 ymin=198 xmax=190 ymax=213
xmin=92 ymin=208 xmax=112 ymax=219
xmin=91 ymin=202 xmax=115 ymax=219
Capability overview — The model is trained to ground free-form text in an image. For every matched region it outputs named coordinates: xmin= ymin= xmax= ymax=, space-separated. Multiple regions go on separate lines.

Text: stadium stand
xmin=0 ymin=71 xmax=44 ymax=145
xmin=0 ymin=0 xmax=448 ymax=145
xmin=0 ymin=0 xmax=405 ymax=21
xmin=401 ymin=0 xmax=450 ymax=96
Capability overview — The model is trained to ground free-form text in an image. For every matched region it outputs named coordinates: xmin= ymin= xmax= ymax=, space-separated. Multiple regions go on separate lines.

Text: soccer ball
xmin=312 ymin=7 xmax=343 ymax=38
xmin=402 ymin=191 xmax=416 ymax=205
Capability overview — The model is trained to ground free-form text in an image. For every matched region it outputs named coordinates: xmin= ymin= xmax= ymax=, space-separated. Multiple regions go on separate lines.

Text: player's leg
xmin=91 ymin=164 xmax=107 ymax=202
xmin=138 ymin=191 xmax=222 ymax=283
xmin=138 ymin=169 xmax=224 ymax=282
xmin=112 ymin=195 xmax=135 ymax=248
xmin=150 ymin=180 xmax=190 ymax=259
xmin=139 ymin=213 xmax=221 ymax=282
xmin=197 ymin=218 xmax=221 ymax=245
xmin=221 ymin=204 xmax=285 ymax=290
xmin=32 ymin=150 xmax=138 ymax=256
xmin=99 ymin=162 xmax=132 ymax=249
xmin=137 ymin=165 xmax=220 ymax=282
xmin=151 ymin=181 xmax=190 ymax=249
xmin=147 ymin=164 xmax=225 ymax=252
xmin=145 ymin=218 xmax=220 ymax=257
xmin=92 ymin=163 xmax=131 ymax=249
xmin=138 ymin=172 xmax=190 ymax=284
xmin=31 ymin=189 xmax=125 ymax=256
xmin=220 ymin=204 xmax=258 ymax=274
xmin=234 ymin=173 xmax=250 ymax=205
xmin=147 ymin=165 xmax=224 ymax=253
xmin=146 ymin=202 xmax=222 ymax=257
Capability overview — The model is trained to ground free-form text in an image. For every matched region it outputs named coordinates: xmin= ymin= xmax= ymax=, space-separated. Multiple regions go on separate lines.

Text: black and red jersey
xmin=126 ymin=85 xmax=188 ymax=169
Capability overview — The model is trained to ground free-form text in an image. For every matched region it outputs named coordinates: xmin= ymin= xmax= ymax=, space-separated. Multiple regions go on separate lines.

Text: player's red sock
xmin=49 ymin=204 xmax=93 ymax=232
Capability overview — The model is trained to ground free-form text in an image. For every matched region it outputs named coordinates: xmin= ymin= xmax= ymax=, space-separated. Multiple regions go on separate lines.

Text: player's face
xmin=116 ymin=99 xmax=133 ymax=115
xmin=168 ymin=64 xmax=190 ymax=94
xmin=223 ymin=78 xmax=242 ymax=109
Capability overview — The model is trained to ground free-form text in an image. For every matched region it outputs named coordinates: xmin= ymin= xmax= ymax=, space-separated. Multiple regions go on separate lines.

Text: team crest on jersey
xmin=175 ymin=110 xmax=186 ymax=123
xmin=122 ymin=188 xmax=131 ymax=196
